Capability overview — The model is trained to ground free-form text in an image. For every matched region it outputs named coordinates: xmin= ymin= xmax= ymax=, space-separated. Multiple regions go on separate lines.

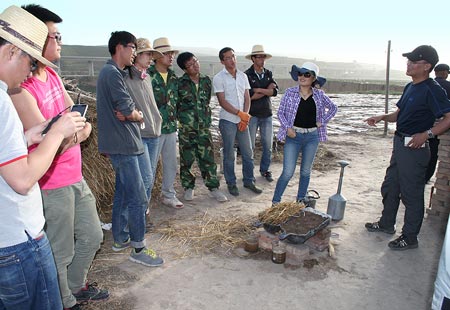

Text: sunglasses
xmin=47 ymin=32 xmax=62 ymax=44
xmin=298 ymin=72 xmax=313 ymax=78
xmin=22 ymin=51 xmax=38 ymax=72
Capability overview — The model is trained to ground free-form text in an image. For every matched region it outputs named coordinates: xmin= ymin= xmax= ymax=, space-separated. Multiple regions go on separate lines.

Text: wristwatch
xmin=427 ymin=129 xmax=435 ymax=139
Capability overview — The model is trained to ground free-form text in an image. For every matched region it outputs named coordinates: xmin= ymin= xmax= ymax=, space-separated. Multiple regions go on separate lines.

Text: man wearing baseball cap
xmin=365 ymin=45 xmax=450 ymax=250
xmin=0 ymin=5 xmax=86 ymax=309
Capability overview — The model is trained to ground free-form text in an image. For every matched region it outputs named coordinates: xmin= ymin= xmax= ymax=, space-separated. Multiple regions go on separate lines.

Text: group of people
xmin=1 ymin=2 xmax=450 ymax=309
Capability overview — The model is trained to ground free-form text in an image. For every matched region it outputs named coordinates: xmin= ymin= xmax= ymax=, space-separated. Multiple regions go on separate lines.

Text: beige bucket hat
xmin=136 ymin=38 xmax=163 ymax=59
xmin=245 ymin=44 xmax=272 ymax=60
xmin=0 ymin=5 xmax=57 ymax=68
xmin=152 ymin=37 xmax=179 ymax=54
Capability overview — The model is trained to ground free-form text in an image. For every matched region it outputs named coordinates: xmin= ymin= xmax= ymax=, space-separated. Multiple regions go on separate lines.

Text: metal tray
xmin=278 ymin=207 xmax=331 ymax=244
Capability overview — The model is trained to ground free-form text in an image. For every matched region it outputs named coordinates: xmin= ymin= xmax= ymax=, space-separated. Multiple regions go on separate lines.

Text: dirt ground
xmin=83 ymin=129 xmax=445 ymax=310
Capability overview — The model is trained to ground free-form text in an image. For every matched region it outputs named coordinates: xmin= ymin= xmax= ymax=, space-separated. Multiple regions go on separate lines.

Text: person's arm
xmin=243 ymin=89 xmax=251 ymax=113
xmin=10 ymin=88 xmax=45 ymax=130
xmin=216 ymin=92 xmax=240 ymax=115
xmin=408 ymin=112 xmax=450 ymax=149
xmin=0 ymin=112 xmax=85 ymax=195
xmin=365 ymin=109 xmax=399 ymax=126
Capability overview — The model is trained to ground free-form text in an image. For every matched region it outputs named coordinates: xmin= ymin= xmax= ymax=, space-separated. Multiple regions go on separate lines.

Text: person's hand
xmin=237 ymin=110 xmax=251 ymax=123
xmin=49 ymin=112 xmax=86 ymax=139
xmin=365 ymin=115 xmax=383 ymax=126
xmin=407 ymin=132 xmax=428 ymax=149
xmin=24 ymin=121 xmax=48 ymax=146
xmin=115 ymin=110 xmax=126 ymax=121
xmin=237 ymin=120 xmax=248 ymax=131
xmin=268 ymin=83 xmax=276 ymax=89
xmin=287 ymin=128 xmax=296 ymax=138
xmin=316 ymin=122 xmax=322 ymax=128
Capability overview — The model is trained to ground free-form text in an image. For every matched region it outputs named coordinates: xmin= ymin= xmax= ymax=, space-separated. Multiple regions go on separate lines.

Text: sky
xmin=2 ymin=0 xmax=450 ymax=71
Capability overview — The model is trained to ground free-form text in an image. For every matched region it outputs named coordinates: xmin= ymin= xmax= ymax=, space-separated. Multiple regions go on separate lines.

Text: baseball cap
xmin=434 ymin=64 xmax=450 ymax=72
xmin=402 ymin=45 xmax=439 ymax=67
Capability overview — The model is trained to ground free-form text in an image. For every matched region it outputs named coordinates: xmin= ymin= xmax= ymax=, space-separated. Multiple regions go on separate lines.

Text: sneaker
xmin=73 ymin=282 xmax=109 ymax=303
xmin=162 ymin=197 xmax=184 ymax=209
xmin=365 ymin=221 xmax=396 ymax=234
xmin=244 ymin=183 xmax=263 ymax=194
xmin=129 ymin=247 xmax=164 ymax=267
xmin=388 ymin=235 xmax=418 ymax=251
xmin=64 ymin=304 xmax=83 ymax=310
xmin=184 ymin=188 xmax=194 ymax=201
xmin=208 ymin=188 xmax=228 ymax=202
xmin=227 ymin=184 xmax=239 ymax=196
xmin=261 ymin=171 xmax=274 ymax=182
xmin=112 ymin=238 xmax=131 ymax=252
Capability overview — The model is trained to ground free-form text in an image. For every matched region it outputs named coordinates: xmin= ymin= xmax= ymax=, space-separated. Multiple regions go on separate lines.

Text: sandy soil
xmin=83 ymin=128 xmax=444 ymax=310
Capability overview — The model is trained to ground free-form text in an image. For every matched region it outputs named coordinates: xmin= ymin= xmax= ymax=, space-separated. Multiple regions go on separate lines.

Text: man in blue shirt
xmin=364 ymin=45 xmax=450 ymax=250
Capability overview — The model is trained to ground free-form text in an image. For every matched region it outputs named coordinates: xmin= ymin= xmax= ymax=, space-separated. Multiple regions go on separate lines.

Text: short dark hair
xmin=108 ymin=31 xmax=136 ymax=56
xmin=21 ymin=4 xmax=62 ymax=23
xmin=219 ymin=47 xmax=234 ymax=61
xmin=176 ymin=52 xmax=195 ymax=70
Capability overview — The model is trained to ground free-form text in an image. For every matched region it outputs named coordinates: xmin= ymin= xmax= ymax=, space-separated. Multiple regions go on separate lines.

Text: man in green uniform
xmin=177 ymin=52 xmax=228 ymax=202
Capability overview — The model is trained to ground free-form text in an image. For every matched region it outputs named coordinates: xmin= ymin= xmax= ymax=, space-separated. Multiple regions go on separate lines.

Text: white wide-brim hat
xmin=0 ymin=5 xmax=57 ymax=69
xmin=245 ymin=44 xmax=272 ymax=60
xmin=152 ymin=37 xmax=179 ymax=54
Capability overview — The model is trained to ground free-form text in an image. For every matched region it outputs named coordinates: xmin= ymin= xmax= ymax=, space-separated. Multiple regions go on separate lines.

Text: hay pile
xmin=155 ymin=211 xmax=255 ymax=259
xmin=258 ymin=201 xmax=306 ymax=225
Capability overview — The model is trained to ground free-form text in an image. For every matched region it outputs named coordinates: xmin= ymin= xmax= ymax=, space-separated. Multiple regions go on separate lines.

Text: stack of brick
xmin=427 ymin=130 xmax=450 ymax=222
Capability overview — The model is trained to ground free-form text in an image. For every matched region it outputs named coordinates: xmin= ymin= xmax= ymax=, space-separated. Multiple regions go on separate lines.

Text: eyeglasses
xmin=253 ymin=55 xmax=266 ymax=59
xmin=47 ymin=32 xmax=62 ymax=44
xmin=298 ymin=72 xmax=313 ymax=78
xmin=22 ymin=51 xmax=38 ymax=72
xmin=163 ymin=51 xmax=175 ymax=57
xmin=407 ymin=60 xmax=428 ymax=65
xmin=184 ymin=58 xmax=199 ymax=69
xmin=124 ymin=44 xmax=136 ymax=51
xmin=223 ymin=55 xmax=236 ymax=61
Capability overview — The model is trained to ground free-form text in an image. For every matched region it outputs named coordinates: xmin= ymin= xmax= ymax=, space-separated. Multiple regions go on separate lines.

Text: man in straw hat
xmin=97 ymin=31 xmax=164 ymax=268
xmin=0 ymin=5 xmax=86 ymax=309
xmin=213 ymin=47 xmax=263 ymax=196
xmin=148 ymin=37 xmax=184 ymax=208
xmin=365 ymin=45 xmax=450 ymax=251
xmin=123 ymin=37 xmax=163 ymax=211
xmin=11 ymin=4 xmax=108 ymax=309
xmin=244 ymin=45 xmax=278 ymax=183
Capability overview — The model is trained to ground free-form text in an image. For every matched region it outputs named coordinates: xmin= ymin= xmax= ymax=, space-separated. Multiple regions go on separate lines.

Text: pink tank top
xmin=22 ymin=67 xmax=82 ymax=189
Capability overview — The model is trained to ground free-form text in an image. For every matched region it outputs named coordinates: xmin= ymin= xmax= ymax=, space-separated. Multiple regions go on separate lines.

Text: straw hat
xmin=152 ymin=37 xmax=179 ymax=54
xmin=136 ymin=38 xmax=163 ymax=59
xmin=0 ymin=5 xmax=57 ymax=69
xmin=245 ymin=45 xmax=272 ymax=60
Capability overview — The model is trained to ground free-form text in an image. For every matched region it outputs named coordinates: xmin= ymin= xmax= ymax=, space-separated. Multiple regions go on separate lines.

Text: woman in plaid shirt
xmin=272 ymin=62 xmax=337 ymax=205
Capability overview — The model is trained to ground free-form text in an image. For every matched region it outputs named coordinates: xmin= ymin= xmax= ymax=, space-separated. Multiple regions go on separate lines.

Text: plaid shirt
xmin=277 ymin=86 xmax=337 ymax=142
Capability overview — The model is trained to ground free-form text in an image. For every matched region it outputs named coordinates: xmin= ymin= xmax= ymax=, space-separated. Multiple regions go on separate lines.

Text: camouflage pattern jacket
xmin=147 ymin=65 xmax=178 ymax=134
xmin=177 ymin=73 xmax=212 ymax=132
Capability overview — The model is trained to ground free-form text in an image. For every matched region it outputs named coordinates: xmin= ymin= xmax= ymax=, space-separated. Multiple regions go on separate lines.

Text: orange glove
xmin=237 ymin=120 xmax=248 ymax=131
xmin=237 ymin=110 xmax=251 ymax=123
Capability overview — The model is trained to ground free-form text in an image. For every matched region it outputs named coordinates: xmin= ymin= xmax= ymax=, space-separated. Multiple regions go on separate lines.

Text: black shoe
xmin=365 ymin=221 xmax=396 ymax=234
xmin=261 ymin=171 xmax=274 ymax=182
xmin=73 ymin=282 xmax=109 ymax=303
xmin=244 ymin=183 xmax=263 ymax=194
xmin=227 ymin=184 xmax=239 ymax=196
xmin=388 ymin=235 xmax=418 ymax=251
xmin=64 ymin=304 xmax=83 ymax=310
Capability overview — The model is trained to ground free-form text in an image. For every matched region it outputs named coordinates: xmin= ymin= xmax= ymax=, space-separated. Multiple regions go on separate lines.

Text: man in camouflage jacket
xmin=176 ymin=52 xmax=228 ymax=202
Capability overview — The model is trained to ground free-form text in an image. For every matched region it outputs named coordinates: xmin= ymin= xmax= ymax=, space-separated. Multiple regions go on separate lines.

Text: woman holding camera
xmin=272 ymin=62 xmax=337 ymax=205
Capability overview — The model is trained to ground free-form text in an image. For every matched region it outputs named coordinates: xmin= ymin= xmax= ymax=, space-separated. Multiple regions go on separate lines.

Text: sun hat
xmin=434 ymin=63 xmax=450 ymax=73
xmin=290 ymin=62 xmax=320 ymax=81
xmin=0 ymin=5 xmax=57 ymax=69
xmin=152 ymin=37 xmax=179 ymax=54
xmin=245 ymin=45 xmax=272 ymax=60
xmin=136 ymin=38 xmax=163 ymax=59
xmin=402 ymin=45 xmax=439 ymax=67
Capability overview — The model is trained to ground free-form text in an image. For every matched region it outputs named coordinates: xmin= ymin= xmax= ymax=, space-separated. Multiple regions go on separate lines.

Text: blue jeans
xmin=219 ymin=119 xmax=255 ymax=185
xmin=140 ymin=137 xmax=160 ymax=201
xmin=248 ymin=116 xmax=273 ymax=173
xmin=109 ymin=154 xmax=147 ymax=249
xmin=272 ymin=130 xmax=319 ymax=203
xmin=0 ymin=233 xmax=62 ymax=310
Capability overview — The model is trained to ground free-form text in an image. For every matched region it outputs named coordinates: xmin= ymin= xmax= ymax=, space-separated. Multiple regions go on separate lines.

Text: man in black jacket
xmin=244 ymin=45 xmax=278 ymax=182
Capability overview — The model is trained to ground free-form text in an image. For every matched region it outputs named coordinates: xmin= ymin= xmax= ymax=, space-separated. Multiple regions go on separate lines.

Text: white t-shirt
xmin=0 ymin=80 xmax=45 ymax=248
xmin=213 ymin=68 xmax=251 ymax=123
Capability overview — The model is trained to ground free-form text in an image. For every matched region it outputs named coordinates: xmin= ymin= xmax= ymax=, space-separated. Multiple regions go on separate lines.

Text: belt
xmin=34 ymin=230 xmax=45 ymax=241
xmin=293 ymin=126 xmax=317 ymax=133
xmin=394 ymin=131 xmax=411 ymax=138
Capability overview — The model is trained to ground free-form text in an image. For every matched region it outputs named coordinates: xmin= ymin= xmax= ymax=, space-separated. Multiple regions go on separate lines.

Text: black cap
xmin=434 ymin=64 xmax=450 ymax=72
xmin=402 ymin=45 xmax=439 ymax=68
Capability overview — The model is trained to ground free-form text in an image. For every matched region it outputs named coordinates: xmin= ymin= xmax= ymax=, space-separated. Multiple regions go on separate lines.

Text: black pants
xmin=425 ymin=137 xmax=439 ymax=183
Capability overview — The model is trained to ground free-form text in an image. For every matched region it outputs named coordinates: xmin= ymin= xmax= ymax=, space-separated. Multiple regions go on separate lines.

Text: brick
xmin=304 ymin=234 xmax=330 ymax=252
xmin=426 ymin=208 xmax=441 ymax=216
xmin=315 ymin=228 xmax=331 ymax=240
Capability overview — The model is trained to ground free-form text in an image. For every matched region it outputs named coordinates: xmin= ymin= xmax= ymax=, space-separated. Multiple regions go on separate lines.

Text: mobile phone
xmin=71 ymin=104 xmax=88 ymax=118
xmin=404 ymin=137 xmax=425 ymax=148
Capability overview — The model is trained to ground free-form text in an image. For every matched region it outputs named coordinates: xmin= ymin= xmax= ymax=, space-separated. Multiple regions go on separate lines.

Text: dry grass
xmin=258 ymin=201 xmax=306 ymax=225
